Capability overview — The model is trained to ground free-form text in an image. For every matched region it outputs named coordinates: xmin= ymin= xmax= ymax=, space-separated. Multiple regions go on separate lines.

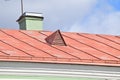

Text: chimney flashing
xmin=17 ymin=12 xmax=44 ymax=22
xmin=24 ymin=12 xmax=43 ymax=17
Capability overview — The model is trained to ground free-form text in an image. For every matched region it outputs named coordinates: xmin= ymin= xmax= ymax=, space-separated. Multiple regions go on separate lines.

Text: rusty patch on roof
xmin=45 ymin=30 xmax=67 ymax=46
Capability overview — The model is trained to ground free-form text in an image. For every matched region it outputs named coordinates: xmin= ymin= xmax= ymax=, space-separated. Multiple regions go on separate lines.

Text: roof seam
xmin=19 ymin=31 xmax=57 ymax=58
xmin=38 ymin=32 xmax=82 ymax=60
xmin=68 ymin=45 xmax=101 ymax=60
xmin=63 ymin=34 xmax=120 ymax=60
xmin=62 ymin=34 xmax=102 ymax=60
xmin=0 ymin=40 xmax=34 ymax=57
xmin=115 ymin=36 xmax=120 ymax=39
xmin=77 ymin=33 xmax=120 ymax=52
xmin=96 ymin=35 xmax=120 ymax=45
xmin=0 ymin=30 xmax=37 ymax=57
xmin=0 ymin=50 xmax=10 ymax=55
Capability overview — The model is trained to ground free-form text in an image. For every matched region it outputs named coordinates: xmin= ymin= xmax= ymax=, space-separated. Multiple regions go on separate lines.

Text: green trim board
xmin=0 ymin=75 xmax=104 ymax=80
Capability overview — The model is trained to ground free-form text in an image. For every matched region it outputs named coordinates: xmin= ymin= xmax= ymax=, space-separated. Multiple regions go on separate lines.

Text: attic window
xmin=45 ymin=30 xmax=67 ymax=46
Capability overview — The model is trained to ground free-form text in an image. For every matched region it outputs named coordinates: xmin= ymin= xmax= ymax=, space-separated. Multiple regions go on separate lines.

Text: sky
xmin=0 ymin=0 xmax=120 ymax=35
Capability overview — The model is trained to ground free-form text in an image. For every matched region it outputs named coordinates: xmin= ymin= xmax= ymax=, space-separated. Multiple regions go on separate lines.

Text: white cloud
xmin=0 ymin=0 xmax=98 ymax=31
xmin=101 ymin=12 xmax=120 ymax=35
xmin=23 ymin=0 xmax=97 ymax=31
xmin=69 ymin=12 xmax=120 ymax=35
xmin=69 ymin=0 xmax=120 ymax=35
xmin=0 ymin=0 xmax=120 ymax=35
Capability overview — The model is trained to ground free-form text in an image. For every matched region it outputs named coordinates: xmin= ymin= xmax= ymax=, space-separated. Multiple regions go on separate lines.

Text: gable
xmin=45 ymin=30 xmax=67 ymax=46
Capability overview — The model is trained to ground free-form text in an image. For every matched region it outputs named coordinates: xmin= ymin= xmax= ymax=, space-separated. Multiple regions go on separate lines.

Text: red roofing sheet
xmin=0 ymin=29 xmax=120 ymax=66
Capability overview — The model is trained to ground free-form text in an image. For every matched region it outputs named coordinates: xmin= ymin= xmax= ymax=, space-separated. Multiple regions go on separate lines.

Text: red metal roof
xmin=0 ymin=29 xmax=120 ymax=66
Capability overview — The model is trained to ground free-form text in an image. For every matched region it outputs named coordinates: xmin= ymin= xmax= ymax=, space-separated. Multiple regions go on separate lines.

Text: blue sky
xmin=0 ymin=0 xmax=120 ymax=35
xmin=109 ymin=0 xmax=120 ymax=10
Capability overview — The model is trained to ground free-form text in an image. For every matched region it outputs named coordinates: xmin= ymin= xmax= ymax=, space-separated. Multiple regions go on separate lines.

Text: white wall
xmin=0 ymin=61 xmax=120 ymax=79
